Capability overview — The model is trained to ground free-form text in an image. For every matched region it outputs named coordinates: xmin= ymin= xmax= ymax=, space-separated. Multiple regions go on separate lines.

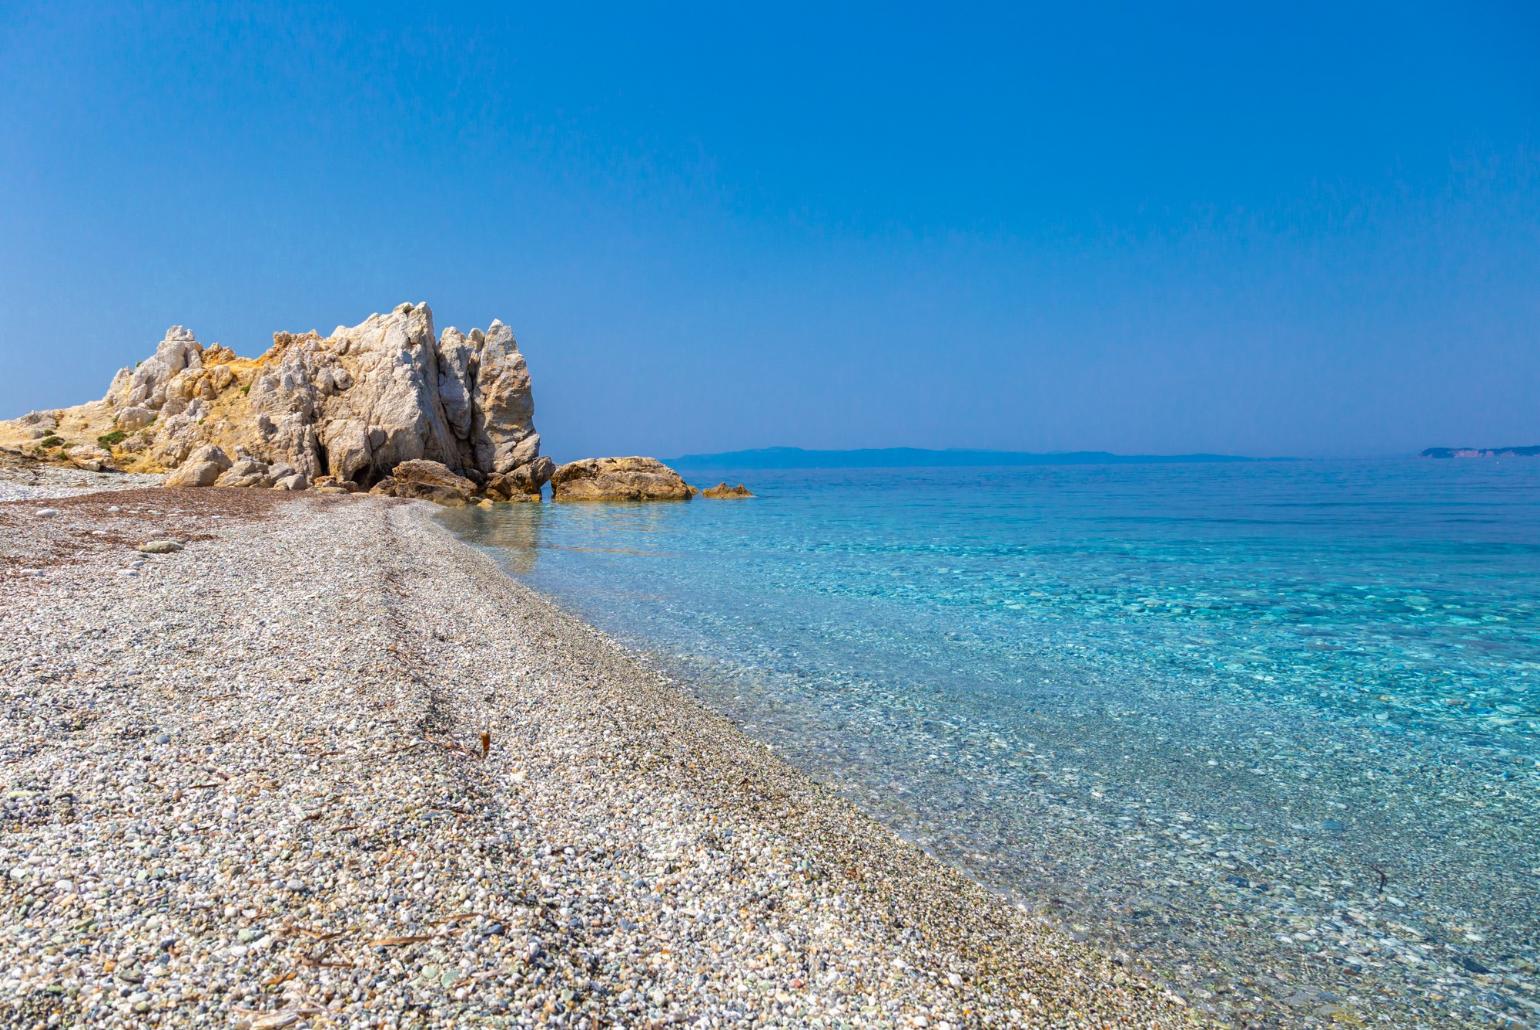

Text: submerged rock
xmin=702 ymin=482 xmax=754 ymax=499
xmin=549 ymin=457 xmax=693 ymax=502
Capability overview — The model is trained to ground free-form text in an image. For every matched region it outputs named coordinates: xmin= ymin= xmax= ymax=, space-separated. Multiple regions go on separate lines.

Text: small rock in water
xmin=36 ymin=507 xmax=60 ymax=517
xmin=1322 ymin=819 xmax=1346 ymax=832
xmin=136 ymin=540 xmax=184 ymax=555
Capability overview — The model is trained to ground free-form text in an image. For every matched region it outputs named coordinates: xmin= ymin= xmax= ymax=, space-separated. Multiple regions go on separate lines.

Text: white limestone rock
xmin=472 ymin=320 xmax=540 ymax=474
xmin=107 ymin=326 xmax=204 ymax=410
xmin=163 ymin=444 xmax=232 ymax=488
xmin=5 ymin=302 xmax=547 ymax=496
xmin=216 ymin=458 xmax=272 ymax=489
xmin=115 ymin=406 xmax=157 ymax=431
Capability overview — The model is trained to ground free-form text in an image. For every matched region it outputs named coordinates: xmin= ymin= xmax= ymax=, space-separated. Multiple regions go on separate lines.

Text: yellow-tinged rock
xmin=549 ymin=457 xmax=693 ymax=502
xmin=702 ymin=481 xmax=754 ymax=499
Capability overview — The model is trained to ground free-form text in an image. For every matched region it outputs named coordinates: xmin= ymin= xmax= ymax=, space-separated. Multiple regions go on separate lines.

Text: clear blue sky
xmin=1 ymin=2 xmax=1535 ymax=459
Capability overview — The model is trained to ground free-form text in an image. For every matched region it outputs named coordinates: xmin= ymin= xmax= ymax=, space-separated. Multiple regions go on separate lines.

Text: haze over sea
xmin=444 ymin=456 xmax=1540 ymax=1025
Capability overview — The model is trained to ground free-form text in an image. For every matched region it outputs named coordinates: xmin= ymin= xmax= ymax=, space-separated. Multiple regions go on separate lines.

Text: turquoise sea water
xmin=440 ymin=460 xmax=1540 ymax=1025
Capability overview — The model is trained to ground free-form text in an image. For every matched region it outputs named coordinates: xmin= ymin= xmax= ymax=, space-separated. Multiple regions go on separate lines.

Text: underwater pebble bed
xmin=445 ymin=458 xmax=1540 ymax=1026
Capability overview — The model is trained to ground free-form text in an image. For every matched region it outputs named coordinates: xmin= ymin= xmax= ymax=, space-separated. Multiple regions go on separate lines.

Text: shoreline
xmin=444 ymin=465 xmax=1540 ymax=1029
xmin=0 ymin=480 xmax=1193 ymax=1026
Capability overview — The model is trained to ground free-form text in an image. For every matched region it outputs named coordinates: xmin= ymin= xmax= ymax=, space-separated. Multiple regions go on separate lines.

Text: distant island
xmin=670 ymin=446 xmax=1280 ymax=469
xmin=1421 ymin=445 xmax=1540 ymax=459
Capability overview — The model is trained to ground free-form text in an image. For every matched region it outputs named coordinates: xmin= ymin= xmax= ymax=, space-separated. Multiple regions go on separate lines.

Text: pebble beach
xmin=0 ymin=467 xmax=1195 ymax=1027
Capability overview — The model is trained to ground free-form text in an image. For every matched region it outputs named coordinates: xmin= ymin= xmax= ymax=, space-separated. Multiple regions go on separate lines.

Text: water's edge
xmin=438 ymin=461 xmax=1540 ymax=1027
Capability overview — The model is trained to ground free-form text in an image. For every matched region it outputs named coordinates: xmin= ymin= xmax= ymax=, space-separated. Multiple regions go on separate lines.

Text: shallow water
xmin=440 ymin=459 xmax=1540 ymax=1025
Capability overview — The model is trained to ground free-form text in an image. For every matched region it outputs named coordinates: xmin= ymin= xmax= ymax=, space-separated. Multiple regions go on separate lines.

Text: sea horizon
xmin=664 ymin=445 xmax=1540 ymax=470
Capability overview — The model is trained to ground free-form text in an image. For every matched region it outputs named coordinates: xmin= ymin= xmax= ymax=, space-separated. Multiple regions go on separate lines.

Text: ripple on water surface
xmin=441 ymin=459 xmax=1540 ymax=1025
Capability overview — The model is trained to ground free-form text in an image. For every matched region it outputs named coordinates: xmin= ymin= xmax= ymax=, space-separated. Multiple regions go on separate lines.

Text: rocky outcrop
xmin=549 ymin=457 xmax=693 ymax=502
xmin=702 ymin=482 xmax=754 ymax=499
xmin=0 ymin=303 xmax=554 ymax=501
xmin=216 ymin=458 xmax=275 ymax=489
xmin=372 ymin=459 xmax=478 ymax=505
xmin=163 ymin=444 xmax=232 ymax=488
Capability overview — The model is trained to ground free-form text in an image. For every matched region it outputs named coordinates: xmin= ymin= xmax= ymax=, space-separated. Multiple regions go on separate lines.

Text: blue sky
xmin=1 ymin=2 xmax=1535 ymax=459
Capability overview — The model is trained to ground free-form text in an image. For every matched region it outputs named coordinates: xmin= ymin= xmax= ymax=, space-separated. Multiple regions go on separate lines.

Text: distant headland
xmin=1421 ymin=445 xmax=1540 ymax=459
xmin=670 ymin=446 xmax=1283 ymax=469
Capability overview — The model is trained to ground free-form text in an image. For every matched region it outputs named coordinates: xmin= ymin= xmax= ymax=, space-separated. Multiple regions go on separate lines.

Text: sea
xmin=439 ymin=458 xmax=1540 ymax=1025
